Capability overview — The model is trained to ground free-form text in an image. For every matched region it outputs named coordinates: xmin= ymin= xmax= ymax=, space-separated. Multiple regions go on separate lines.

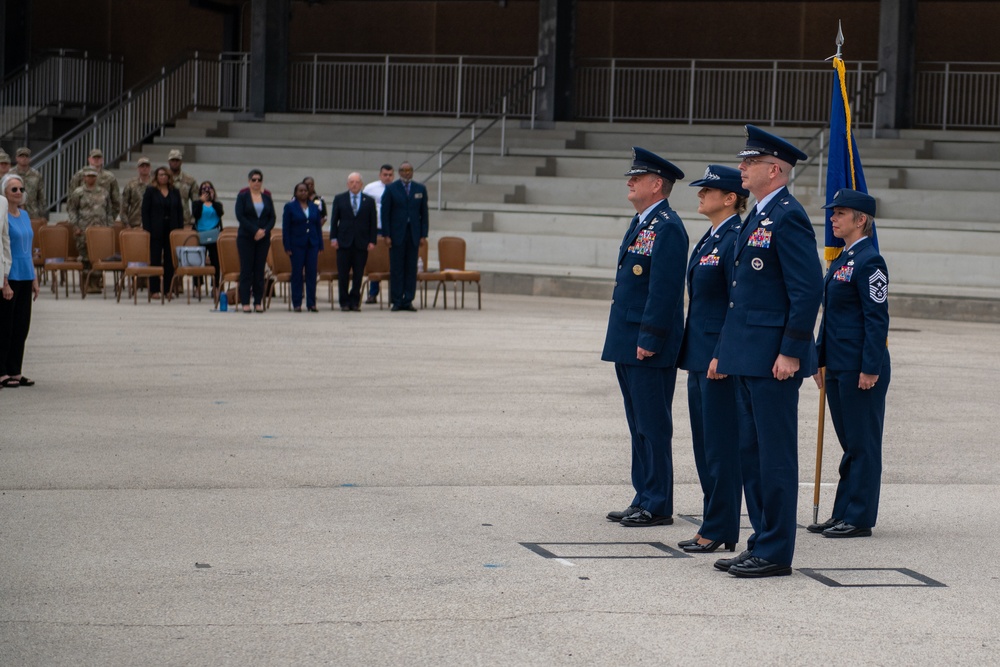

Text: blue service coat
xmin=380 ymin=179 xmax=429 ymax=247
xmin=817 ymin=237 xmax=890 ymax=373
xmin=716 ymin=187 xmax=823 ymax=377
xmin=281 ymin=200 xmax=323 ymax=252
xmin=677 ymin=214 xmax=741 ymax=372
xmin=601 ymin=199 xmax=688 ymax=367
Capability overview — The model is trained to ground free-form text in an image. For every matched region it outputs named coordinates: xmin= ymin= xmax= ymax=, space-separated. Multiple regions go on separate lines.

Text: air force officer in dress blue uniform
xmin=713 ymin=126 xmax=823 ymax=578
xmin=603 ymin=148 xmax=688 ymax=527
xmin=809 ymin=189 xmax=890 ymax=538
xmin=676 ymin=165 xmax=748 ymax=553
xmin=380 ymin=161 xmax=428 ymax=312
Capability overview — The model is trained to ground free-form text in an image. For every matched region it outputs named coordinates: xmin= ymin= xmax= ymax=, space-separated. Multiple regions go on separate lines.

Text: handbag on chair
xmin=177 ymin=246 xmax=207 ymax=267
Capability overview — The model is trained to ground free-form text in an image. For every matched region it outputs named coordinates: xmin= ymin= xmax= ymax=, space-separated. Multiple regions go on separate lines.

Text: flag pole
xmin=813 ymin=21 xmax=846 ymax=525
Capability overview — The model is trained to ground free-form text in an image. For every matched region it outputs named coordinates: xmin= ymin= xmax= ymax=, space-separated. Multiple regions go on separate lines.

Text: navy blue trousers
xmin=388 ymin=240 xmax=418 ymax=308
xmin=290 ymin=245 xmax=319 ymax=309
xmin=826 ymin=356 xmax=891 ymax=529
xmin=615 ymin=363 xmax=677 ymax=517
xmin=735 ymin=375 xmax=801 ymax=566
xmin=686 ymin=371 xmax=742 ymax=543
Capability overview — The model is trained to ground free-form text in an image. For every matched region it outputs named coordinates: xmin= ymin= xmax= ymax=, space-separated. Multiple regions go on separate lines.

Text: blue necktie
xmin=352 ymin=194 xmax=358 ymax=214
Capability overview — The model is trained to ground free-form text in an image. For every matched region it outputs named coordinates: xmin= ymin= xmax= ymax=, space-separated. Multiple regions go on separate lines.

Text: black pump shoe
xmin=682 ymin=540 xmax=736 ymax=554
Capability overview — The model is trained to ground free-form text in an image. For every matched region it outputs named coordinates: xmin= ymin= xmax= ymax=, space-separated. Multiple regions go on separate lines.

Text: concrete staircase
xmin=106 ymin=112 xmax=1000 ymax=321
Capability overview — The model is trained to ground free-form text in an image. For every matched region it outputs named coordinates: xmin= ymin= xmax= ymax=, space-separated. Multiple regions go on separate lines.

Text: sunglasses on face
xmin=7 ymin=187 xmax=25 ymax=193
xmin=250 ymin=177 xmax=262 ymax=183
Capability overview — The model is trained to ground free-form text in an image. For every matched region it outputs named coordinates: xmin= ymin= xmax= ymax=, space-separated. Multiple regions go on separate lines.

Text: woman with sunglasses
xmin=192 ymin=181 xmax=224 ymax=295
xmin=0 ymin=174 xmax=40 ymax=389
xmin=234 ymin=169 xmax=275 ymax=312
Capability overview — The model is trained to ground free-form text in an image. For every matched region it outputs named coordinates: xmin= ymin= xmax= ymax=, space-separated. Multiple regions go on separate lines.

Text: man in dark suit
xmin=379 ymin=161 xmax=428 ymax=311
xmin=712 ymin=125 xmax=823 ymax=578
xmin=331 ymin=172 xmax=378 ymax=311
xmin=602 ymin=147 xmax=688 ymax=528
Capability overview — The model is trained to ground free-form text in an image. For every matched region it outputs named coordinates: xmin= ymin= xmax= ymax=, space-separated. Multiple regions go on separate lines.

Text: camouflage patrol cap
xmin=137 ymin=157 xmax=151 ymax=166
xmin=0 ymin=151 xmax=10 ymax=164
xmin=16 ymin=147 xmax=31 ymax=158
xmin=167 ymin=149 xmax=183 ymax=161
xmin=89 ymin=148 xmax=104 ymax=158
xmin=83 ymin=167 xmax=99 ymax=177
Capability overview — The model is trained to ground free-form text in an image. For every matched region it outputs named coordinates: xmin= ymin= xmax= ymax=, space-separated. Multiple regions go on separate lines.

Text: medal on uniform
xmin=633 ymin=265 xmax=643 ymax=276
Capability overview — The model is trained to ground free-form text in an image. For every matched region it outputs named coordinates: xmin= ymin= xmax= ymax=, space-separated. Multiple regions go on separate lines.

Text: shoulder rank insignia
xmin=868 ymin=269 xmax=888 ymax=303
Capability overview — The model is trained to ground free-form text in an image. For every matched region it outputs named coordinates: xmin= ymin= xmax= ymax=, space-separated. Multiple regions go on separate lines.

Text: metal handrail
xmin=414 ymin=63 xmax=544 ymax=209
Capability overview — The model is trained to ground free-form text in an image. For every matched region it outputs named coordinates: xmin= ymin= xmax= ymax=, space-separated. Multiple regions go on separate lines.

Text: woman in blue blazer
xmin=234 ymin=169 xmax=276 ymax=312
xmin=282 ymin=182 xmax=324 ymax=312
xmin=676 ymin=165 xmax=748 ymax=553
xmin=810 ymin=189 xmax=890 ymax=538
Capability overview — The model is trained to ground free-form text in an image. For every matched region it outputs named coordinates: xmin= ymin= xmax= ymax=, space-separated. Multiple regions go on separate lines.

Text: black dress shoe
xmin=677 ymin=536 xmax=700 ymax=548
xmin=402 ymin=304 xmax=418 ymax=312
xmin=365 ymin=297 xmax=378 ymax=304
xmin=806 ymin=517 xmax=841 ymax=534
xmin=607 ymin=506 xmax=641 ymax=522
xmin=728 ymin=556 xmax=792 ymax=578
xmin=341 ymin=306 xmax=351 ymax=311
xmin=714 ymin=549 xmax=752 ymax=572
xmin=350 ymin=306 xmax=361 ymax=312
xmin=619 ymin=510 xmax=673 ymax=527
xmin=682 ymin=539 xmax=736 ymax=554
xmin=390 ymin=305 xmax=401 ymax=312
xmin=822 ymin=522 xmax=872 ymax=538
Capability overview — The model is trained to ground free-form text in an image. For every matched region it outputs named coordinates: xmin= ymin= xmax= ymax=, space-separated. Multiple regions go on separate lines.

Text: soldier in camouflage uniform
xmin=167 ymin=149 xmax=198 ymax=228
xmin=67 ymin=168 xmax=115 ymax=291
xmin=13 ymin=147 xmax=49 ymax=220
xmin=120 ymin=157 xmax=153 ymax=228
xmin=0 ymin=151 xmax=10 ymax=179
xmin=68 ymin=148 xmax=121 ymax=220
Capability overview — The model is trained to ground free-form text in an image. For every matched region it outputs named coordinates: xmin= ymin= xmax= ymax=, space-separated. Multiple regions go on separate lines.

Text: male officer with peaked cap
xmin=603 ymin=147 xmax=689 ymax=527
xmin=713 ymin=126 xmax=823 ymax=577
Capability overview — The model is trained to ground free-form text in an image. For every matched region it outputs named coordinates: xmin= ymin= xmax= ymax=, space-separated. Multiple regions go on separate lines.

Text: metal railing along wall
xmin=288 ymin=54 xmax=540 ymax=118
xmin=575 ymin=58 xmax=881 ymax=126
xmin=1 ymin=50 xmax=125 ymax=140
xmin=916 ymin=62 xmax=1000 ymax=129
xmin=32 ymin=52 xmax=250 ymax=211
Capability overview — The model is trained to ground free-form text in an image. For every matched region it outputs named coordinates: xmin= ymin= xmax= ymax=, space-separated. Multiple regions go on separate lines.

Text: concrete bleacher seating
xmin=105 ymin=111 xmax=1000 ymax=320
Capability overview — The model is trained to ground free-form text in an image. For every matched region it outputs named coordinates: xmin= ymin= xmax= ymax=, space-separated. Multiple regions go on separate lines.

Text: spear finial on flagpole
xmin=826 ymin=20 xmax=845 ymax=61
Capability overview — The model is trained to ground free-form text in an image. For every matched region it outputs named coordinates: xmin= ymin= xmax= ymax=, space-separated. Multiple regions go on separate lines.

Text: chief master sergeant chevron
xmin=712 ymin=125 xmax=823 ymax=578
xmin=602 ymin=147 xmax=688 ymax=528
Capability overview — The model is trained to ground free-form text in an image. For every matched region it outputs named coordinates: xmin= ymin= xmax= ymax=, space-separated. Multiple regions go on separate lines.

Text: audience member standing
xmin=234 ymin=169 xmax=276 ymax=313
xmin=0 ymin=174 xmax=39 ymax=389
xmin=141 ymin=166 xmax=184 ymax=300
xmin=67 ymin=168 xmax=115 ymax=293
xmin=13 ymin=148 xmax=48 ymax=221
xmin=120 ymin=157 xmax=153 ymax=228
xmin=167 ymin=149 xmax=198 ymax=228
xmin=192 ymin=181 xmax=224 ymax=294
xmin=68 ymin=149 xmax=121 ymax=217
xmin=0 ymin=152 xmax=10 ymax=179
xmin=331 ymin=172 xmax=377 ymax=311
xmin=380 ymin=161 xmax=428 ymax=312
xmin=361 ymin=164 xmax=393 ymax=303
xmin=282 ymin=182 xmax=323 ymax=312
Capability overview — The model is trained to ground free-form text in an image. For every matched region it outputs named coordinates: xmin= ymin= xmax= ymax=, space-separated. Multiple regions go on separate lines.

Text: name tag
xmin=747 ymin=228 xmax=771 ymax=248
xmin=414 ymin=193 xmax=423 ymax=199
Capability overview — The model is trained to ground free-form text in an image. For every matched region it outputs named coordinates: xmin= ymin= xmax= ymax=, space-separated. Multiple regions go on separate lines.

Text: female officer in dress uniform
xmin=676 ymin=166 xmax=747 ymax=553
xmin=810 ymin=188 xmax=890 ymax=538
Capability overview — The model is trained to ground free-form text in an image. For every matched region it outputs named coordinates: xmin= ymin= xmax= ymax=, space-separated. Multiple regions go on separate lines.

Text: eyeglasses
xmin=250 ymin=177 xmax=262 ymax=182
xmin=741 ymin=157 xmax=778 ymax=168
xmin=7 ymin=187 xmax=25 ymax=193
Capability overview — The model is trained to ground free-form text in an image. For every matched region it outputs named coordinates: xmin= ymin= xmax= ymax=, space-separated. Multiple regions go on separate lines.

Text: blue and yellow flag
xmin=825 ymin=57 xmax=877 ymax=261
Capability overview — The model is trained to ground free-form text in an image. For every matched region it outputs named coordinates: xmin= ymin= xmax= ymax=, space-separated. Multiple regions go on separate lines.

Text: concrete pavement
xmin=1 ymin=292 xmax=998 ymax=665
